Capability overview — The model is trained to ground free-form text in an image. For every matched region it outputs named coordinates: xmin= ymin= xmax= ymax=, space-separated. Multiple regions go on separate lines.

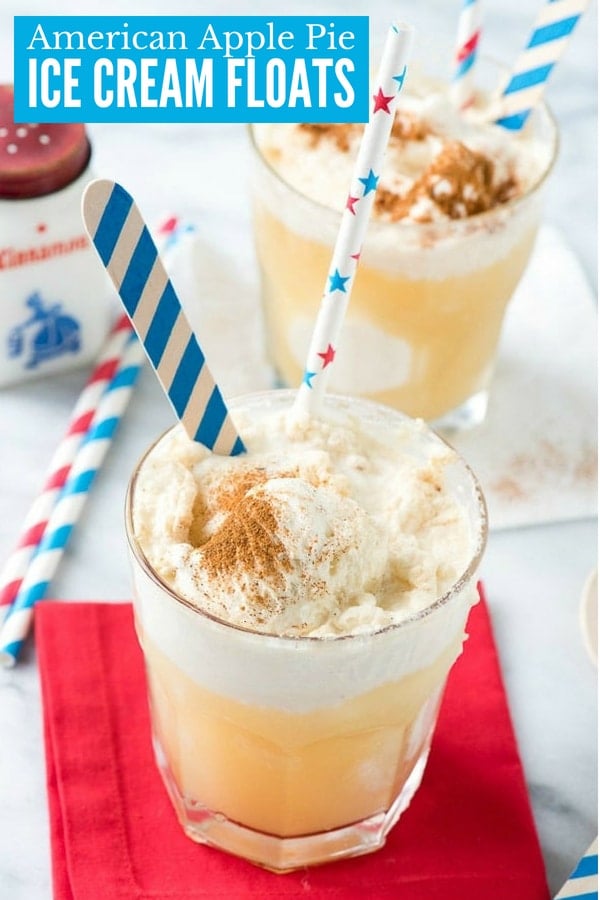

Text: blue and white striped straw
xmin=496 ymin=0 xmax=589 ymax=130
xmin=0 ymin=335 xmax=144 ymax=667
xmin=82 ymin=179 xmax=245 ymax=457
xmin=451 ymin=0 xmax=483 ymax=109
xmin=555 ymin=837 xmax=598 ymax=899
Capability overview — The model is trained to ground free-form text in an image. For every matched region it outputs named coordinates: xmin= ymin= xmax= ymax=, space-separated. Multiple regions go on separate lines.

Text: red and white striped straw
xmin=295 ymin=22 xmax=414 ymax=416
xmin=451 ymin=0 xmax=483 ymax=109
xmin=0 ymin=313 xmax=133 ymax=611
xmin=0 ymin=219 xmax=193 ymax=656
xmin=0 ymin=336 xmax=145 ymax=666
xmin=0 ymin=217 xmax=185 ymax=622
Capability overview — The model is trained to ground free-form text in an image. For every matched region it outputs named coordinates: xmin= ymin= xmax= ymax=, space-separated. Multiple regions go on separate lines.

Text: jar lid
xmin=0 ymin=85 xmax=91 ymax=199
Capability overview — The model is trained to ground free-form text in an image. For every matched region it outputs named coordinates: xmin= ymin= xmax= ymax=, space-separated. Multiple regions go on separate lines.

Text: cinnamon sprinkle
xmin=297 ymin=122 xmax=360 ymax=152
xmin=216 ymin=469 xmax=268 ymax=513
xmin=295 ymin=113 xmax=519 ymax=223
xmin=390 ymin=110 xmax=430 ymax=142
xmin=298 ymin=111 xmax=428 ymax=154
xmin=193 ymin=469 xmax=304 ymax=608
xmin=200 ymin=491 xmax=291 ymax=605
xmin=375 ymin=141 xmax=518 ymax=222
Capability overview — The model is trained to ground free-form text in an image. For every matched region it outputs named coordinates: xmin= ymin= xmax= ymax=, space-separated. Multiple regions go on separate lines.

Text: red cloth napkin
xmin=36 ymin=587 xmax=549 ymax=900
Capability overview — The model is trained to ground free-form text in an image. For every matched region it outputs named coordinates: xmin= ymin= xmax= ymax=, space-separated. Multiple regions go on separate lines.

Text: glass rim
xmin=247 ymin=59 xmax=559 ymax=232
xmin=125 ymin=389 xmax=489 ymax=646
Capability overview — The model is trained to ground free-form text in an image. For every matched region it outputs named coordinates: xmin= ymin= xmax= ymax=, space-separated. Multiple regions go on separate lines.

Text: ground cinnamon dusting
xmin=216 ymin=469 xmax=268 ymax=513
xmin=390 ymin=111 xmax=430 ymax=142
xmin=297 ymin=122 xmax=359 ymax=152
xmin=375 ymin=141 xmax=518 ymax=222
xmin=295 ymin=113 xmax=519 ymax=223
xmin=200 ymin=491 xmax=292 ymax=604
xmin=216 ymin=466 xmax=300 ymax=512
xmin=198 ymin=469 xmax=298 ymax=606
xmin=490 ymin=438 xmax=597 ymax=507
xmin=188 ymin=470 xmax=270 ymax=547
xmin=297 ymin=111 xmax=427 ymax=154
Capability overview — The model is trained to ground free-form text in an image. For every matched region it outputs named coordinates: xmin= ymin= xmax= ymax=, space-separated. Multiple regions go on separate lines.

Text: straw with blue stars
xmin=496 ymin=0 xmax=589 ymax=131
xmin=295 ymin=22 xmax=414 ymax=414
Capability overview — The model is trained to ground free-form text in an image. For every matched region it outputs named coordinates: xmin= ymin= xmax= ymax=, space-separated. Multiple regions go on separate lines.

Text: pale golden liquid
xmin=254 ymin=203 xmax=537 ymax=421
xmin=142 ymin=632 xmax=461 ymax=838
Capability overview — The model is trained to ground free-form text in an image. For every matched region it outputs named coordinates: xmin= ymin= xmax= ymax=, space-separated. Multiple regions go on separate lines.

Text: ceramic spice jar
xmin=0 ymin=84 xmax=112 ymax=386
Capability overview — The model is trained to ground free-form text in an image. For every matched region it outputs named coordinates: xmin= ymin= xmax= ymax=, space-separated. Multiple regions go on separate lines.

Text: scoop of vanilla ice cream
xmin=167 ymin=476 xmax=387 ymax=635
xmin=132 ymin=399 xmax=476 ymax=638
xmin=253 ymin=73 xmax=553 ymax=227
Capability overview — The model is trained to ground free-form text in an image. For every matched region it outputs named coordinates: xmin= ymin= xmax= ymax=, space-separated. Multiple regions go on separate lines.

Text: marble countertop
xmin=0 ymin=2 xmax=596 ymax=898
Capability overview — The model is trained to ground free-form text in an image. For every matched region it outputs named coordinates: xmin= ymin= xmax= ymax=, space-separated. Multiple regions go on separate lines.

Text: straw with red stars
xmin=296 ymin=22 xmax=414 ymax=413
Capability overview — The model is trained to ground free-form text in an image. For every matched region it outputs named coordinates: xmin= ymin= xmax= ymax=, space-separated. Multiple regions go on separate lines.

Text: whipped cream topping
xmin=253 ymin=74 xmax=553 ymax=226
xmin=132 ymin=394 xmax=476 ymax=638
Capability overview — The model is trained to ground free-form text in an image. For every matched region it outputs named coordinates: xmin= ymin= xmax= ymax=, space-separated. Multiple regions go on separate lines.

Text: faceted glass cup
xmin=248 ymin=61 xmax=558 ymax=429
xmin=125 ymin=390 xmax=488 ymax=872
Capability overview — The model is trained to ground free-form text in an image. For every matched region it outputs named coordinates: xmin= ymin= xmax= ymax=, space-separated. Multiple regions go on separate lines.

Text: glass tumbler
xmin=126 ymin=390 xmax=488 ymax=872
xmin=249 ymin=61 xmax=558 ymax=429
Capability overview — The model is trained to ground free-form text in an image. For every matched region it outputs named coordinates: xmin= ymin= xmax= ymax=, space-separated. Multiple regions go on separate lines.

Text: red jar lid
xmin=0 ymin=85 xmax=91 ymax=199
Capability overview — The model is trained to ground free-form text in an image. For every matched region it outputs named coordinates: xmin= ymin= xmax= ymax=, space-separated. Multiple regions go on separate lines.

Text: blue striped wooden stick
xmin=555 ymin=837 xmax=598 ymax=898
xmin=496 ymin=0 xmax=588 ymax=130
xmin=82 ymin=179 xmax=245 ymax=457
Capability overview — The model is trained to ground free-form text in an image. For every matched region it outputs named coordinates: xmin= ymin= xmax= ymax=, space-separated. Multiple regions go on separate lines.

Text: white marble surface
xmin=0 ymin=2 xmax=596 ymax=898
xmin=450 ymin=225 xmax=597 ymax=530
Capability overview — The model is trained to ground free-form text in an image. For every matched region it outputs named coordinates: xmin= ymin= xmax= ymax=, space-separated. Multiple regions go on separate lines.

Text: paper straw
xmin=155 ymin=215 xmax=197 ymax=252
xmin=295 ymin=22 xmax=414 ymax=415
xmin=0 ymin=216 xmax=188 ymax=621
xmin=0 ymin=336 xmax=145 ymax=667
xmin=495 ymin=0 xmax=588 ymax=130
xmin=451 ymin=0 xmax=483 ymax=109
xmin=554 ymin=836 xmax=598 ymax=898
xmin=0 ymin=313 xmax=132 ymax=612
xmin=82 ymin=179 xmax=245 ymax=456
xmin=0 ymin=219 xmax=194 ymax=659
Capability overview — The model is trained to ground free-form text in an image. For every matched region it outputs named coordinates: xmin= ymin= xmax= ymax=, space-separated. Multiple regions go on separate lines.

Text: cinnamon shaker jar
xmin=0 ymin=84 xmax=112 ymax=386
